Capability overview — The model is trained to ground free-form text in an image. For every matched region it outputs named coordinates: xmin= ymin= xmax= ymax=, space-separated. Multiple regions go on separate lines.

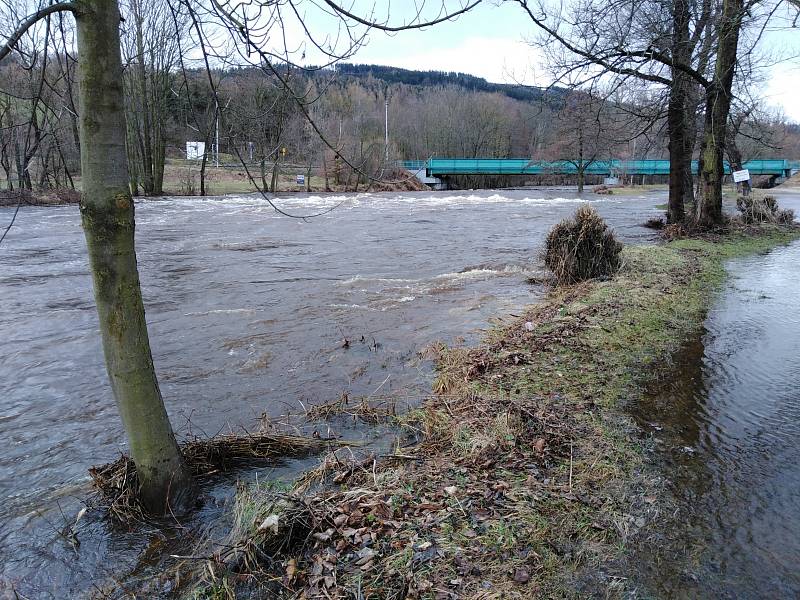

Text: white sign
xmin=186 ymin=141 xmax=205 ymax=160
xmin=733 ymin=169 xmax=750 ymax=183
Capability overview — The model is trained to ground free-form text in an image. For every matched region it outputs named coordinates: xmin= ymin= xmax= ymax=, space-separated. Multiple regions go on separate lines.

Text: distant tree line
xmin=333 ymin=63 xmax=564 ymax=104
xmin=1 ymin=57 xmax=795 ymax=197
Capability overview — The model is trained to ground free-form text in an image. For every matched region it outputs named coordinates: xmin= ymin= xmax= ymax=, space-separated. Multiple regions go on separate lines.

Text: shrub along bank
xmin=192 ymin=224 xmax=800 ymax=599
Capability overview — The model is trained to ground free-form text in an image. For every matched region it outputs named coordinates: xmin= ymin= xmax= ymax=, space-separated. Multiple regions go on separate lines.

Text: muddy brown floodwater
xmin=5 ymin=187 xmax=797 ymax=597
xmin=0 ymin=188 xmax=664 ymax=597
xmin=631 ymin=196 xmax=800 ymax=599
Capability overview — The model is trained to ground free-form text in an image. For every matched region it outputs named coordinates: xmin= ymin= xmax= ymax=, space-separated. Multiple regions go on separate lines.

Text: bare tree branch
xmin=0 ymin=2 xmax=77 ymax=62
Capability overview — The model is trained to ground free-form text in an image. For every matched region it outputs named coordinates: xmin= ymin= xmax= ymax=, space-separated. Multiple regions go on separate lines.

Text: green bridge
xmin=401 ymin=159 xmax=799 ymax=179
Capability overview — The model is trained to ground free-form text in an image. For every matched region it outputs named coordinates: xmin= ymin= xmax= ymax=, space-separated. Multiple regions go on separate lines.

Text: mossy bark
xmin=695 ymin=0 xmax=742 ymax=228
xmin=666 ymin=0 xmax=691 ymax=224
xmin=75 ymin=0 xmax=193 ymax=514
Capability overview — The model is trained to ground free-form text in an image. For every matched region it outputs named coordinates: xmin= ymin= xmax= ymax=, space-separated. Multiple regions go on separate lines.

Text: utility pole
xmin=215 ymin=98 xmax=220 ymax=168
xmin=214 ymin=97 xmax=232 ymax=168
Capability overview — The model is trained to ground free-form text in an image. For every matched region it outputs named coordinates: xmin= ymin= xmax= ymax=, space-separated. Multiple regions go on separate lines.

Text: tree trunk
xmin=199 ymin=141 xmax=208 ymax=196
xmin=133 ymin=2 xmax=155 ymax=195
xmin=681 ymin=106 xmax=697 ymax=210
xmin=260 ymin=157 xmax=268 ymax=191
xmin=666 ymin=0 xmax=691 ymax=224
xmin=727 ymin=140 xmax=751 ymax=196
xmin=270 ymin=159 xmax=279 ymax=192
xmin=695 ymin=0 xmax=743 ymax=228
xmin=14 ymin=140 xmax=28 ymax=190
xmin=152 ymin=121 xmax=166 ymax=195
xmin=75 ymin=0 xmax=193 ymax=514
xmin=306 ymin=164 xmax=312 ymax=192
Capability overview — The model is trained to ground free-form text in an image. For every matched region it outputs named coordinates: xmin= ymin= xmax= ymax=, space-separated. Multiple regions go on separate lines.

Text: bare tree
xmin=1 ymin=0 xmax=192 ymax=514
xmin=511 ymin=0 xmax=714 ymax=222
xmin=541 ymin=89 xmax=617 ymax=192
xmin=121 ymin=0 xmax=185 ymax=195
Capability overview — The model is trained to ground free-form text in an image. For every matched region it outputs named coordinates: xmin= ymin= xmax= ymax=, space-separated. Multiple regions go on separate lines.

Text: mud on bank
xmin=189 ymin=227 xmax=800 ymax=598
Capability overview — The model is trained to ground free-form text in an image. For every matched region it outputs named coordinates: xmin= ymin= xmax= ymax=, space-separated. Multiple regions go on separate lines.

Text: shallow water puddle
xmin=631 ymin=238 xmax=800 ymax=598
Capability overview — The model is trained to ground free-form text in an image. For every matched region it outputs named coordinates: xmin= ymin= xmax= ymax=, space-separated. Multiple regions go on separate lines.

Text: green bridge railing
xmin=399 ymin=158 xmax=796 ymax=178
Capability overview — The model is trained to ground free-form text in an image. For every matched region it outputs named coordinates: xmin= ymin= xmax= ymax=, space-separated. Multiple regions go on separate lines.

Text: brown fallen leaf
xmin=513 ymin=567 xmax=530 ymax=584
xmin=285 ymin=558 xmax=298 ymax=582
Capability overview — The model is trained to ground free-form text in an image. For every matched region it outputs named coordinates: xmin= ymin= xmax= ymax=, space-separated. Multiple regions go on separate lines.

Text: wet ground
xmin=0 ymin=188 xmax=663 ymax=597
xmin=631 ymin=191 xmax=800 ymax=598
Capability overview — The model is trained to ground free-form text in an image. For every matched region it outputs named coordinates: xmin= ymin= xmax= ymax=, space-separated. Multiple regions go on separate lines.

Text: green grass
xmin=429 ymin=225 xmax=800 ymax=596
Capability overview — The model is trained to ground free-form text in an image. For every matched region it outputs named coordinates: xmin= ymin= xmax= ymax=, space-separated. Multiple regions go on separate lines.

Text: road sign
xmin=733 ymin=169 xmax=750 ymax=183
xmin=296 ymin=174 xmax=305 ymax=185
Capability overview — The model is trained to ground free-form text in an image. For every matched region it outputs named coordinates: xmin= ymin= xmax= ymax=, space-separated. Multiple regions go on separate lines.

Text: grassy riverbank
xmin=194 ymin=225 xmax=800 ymax=599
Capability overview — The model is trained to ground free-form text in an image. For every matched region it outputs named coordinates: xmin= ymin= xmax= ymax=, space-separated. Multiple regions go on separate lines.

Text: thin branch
xmin=0 ymin=2 xmax=77 ymax=62
xmin=322 ymin=0 xmax=483 ymax=32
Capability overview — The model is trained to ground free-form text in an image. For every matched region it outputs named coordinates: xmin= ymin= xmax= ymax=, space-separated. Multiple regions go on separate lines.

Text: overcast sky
xmin=306 ymin=1 xmax=800 ymax=122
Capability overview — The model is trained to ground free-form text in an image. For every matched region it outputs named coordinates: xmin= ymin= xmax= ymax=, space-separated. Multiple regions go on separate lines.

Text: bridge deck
xmin=401 ymin=159 xmax=797 ymax=178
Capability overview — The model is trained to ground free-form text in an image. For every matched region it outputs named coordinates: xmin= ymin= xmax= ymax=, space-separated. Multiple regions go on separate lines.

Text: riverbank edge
xmin=193 ymin=225 xmax=800 ymax=599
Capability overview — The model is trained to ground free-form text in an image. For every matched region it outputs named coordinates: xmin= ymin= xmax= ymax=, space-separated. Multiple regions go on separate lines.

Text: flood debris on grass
xmin=89 ymin=433 xmax=342 ymax=522
xmin=643 ymin=216 xmax=666 ymax=230
xmin=544 ymin=205 xmax=623 ymax=285
xmin=0 ymin=188 xmax=81 ymax=206
xmin=186 ymin=224 xmax=800 ymax=599
xmin=304 ymin=392 xmax=400 ymax=424
xmin=593 ymin=184 xmax=615 ymax=195
xmin=736 ymin=195 xmax=795 ymax=224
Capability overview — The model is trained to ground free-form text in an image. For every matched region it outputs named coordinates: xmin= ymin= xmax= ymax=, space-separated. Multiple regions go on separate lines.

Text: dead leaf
xmin=258 ymin=514 xmax=280 ymax=534
xmin=513 ymin=567 xmax=530 ymax=584
xmin=285 ymin=559 xmax=298 ymax=582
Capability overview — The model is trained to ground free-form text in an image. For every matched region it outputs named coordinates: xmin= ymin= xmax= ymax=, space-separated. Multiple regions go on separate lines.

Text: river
xmin=3 ymin=187 xmax=792 ymax=597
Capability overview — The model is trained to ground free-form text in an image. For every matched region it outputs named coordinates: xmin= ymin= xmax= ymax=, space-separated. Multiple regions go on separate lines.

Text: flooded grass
xmin=90 ymin=434 xmax=345 ymax=523
xmin=189 ymin=225 xmax=800 ymax=598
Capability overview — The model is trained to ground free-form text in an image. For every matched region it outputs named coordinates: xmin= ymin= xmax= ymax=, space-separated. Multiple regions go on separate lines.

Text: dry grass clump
xmin=544 ymin=204 xmax=623 ymax=285
xmin=593 ymin=184 xmax=615 ymax=195
xmin=736 ymin=195 xmax=794 ymax=224
xmin=89 ymin=433 xmax=340 ymax=522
